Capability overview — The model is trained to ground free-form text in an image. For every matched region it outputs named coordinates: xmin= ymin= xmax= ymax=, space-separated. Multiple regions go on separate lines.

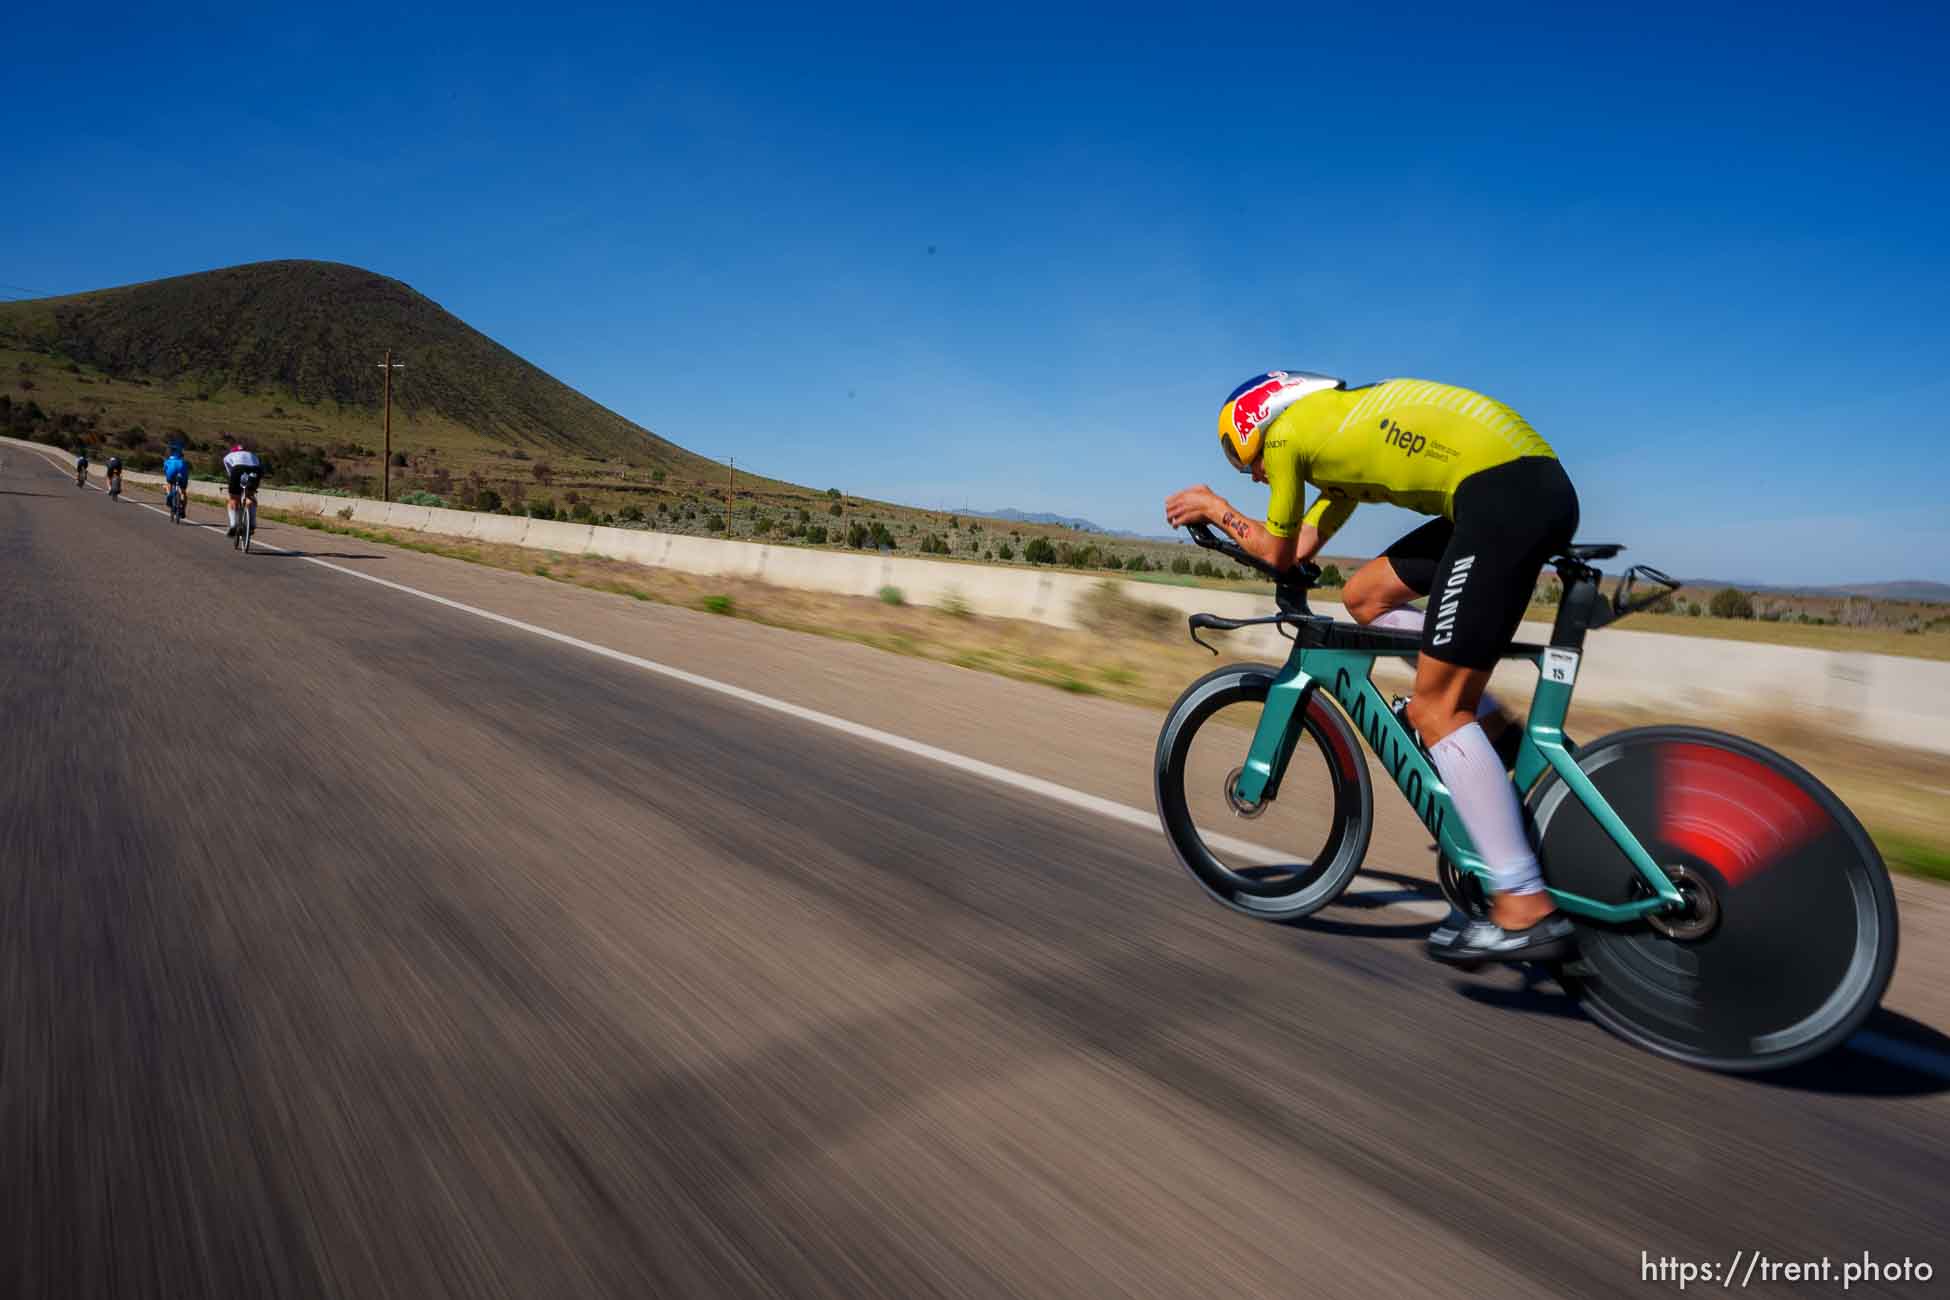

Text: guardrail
xmin=13 ymin=435 xmax=1947 ymax=754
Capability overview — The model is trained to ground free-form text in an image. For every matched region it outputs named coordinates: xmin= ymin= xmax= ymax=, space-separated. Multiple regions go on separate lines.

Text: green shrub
xmin=828 ymin=501 xmax=843 ymax=516
xmin=1319 ymin=563 xmax=1344 ymax=587
xmin=1170 ymin=555 xmax=1192 ymax=575
xmin=1104 ymin=554 xmax=1124 ymax=570
xmin=701 ymin=595 xmax=735 ymax=615
xmin=805 ymin=524 xmax=829 ymax=544
xmin=397 ymin=489 xmax=446 ymax=507
xmin=476 ymin=488 xmax=502 ymax=513
xmin=1024 ymin=537 xmax=1057 ymax=565
xmin=619 ymin=504 xmax=645 ymax=523
xmin=650 ymin=468 xmax=666 ymax=483
xmin=1709 ymin=587 xmax=1755 ymax=620
xmin=878 ymin=585 xmax=905 ymax=606
xmin=996 ymin=542 xmax=1014 ymax=560
xmin=940 ymin=590 xmax=971 ymax=618
xmin=705 ymin=514 xmax=726 ymax=532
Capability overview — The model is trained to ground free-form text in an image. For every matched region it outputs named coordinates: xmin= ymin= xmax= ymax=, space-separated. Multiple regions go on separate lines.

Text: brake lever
xmin=1185 ymin=608 xmax=1263 ymax=650
xmin=1188 ymin=612 xmax=1240 ymax=655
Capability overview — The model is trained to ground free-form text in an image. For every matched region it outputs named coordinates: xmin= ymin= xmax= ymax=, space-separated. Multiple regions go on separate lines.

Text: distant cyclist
xmin=222 ymin=440 xmax=262 ymax=537
xmin=162 ymin=445 xmax=190 ymax=519
xmin=74 ymin=450 xmax=88 ymax=488
xmin=106 ymin=455 xmax=123 ymax=499
xmin=1165 ymin=372 xmax=1580 ymax=966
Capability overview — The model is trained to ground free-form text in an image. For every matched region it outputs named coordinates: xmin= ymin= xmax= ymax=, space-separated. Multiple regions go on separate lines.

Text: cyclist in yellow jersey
xmin=1165 ymin=372 xmax=1581 ymax=966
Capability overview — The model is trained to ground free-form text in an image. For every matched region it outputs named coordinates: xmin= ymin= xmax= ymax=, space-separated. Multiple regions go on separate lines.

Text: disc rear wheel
xmin=1531 ymin=726 xmax=1896 ymax=1071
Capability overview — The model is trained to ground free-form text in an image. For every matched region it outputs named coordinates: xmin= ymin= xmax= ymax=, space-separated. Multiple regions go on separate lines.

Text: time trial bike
xmin=1154 ymin=524 xmax=1897 ymax=1072
xmin=233 ymin=472 xmax=260 ymax=554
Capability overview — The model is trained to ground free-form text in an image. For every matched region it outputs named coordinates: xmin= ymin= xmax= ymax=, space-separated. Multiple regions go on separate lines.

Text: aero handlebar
xmin=1183 ymin=523 xmax=1320 ymax=589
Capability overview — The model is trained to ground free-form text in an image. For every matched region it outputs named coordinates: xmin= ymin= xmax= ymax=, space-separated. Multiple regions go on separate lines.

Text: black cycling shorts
xmin=1381 ymin=457 xmax=1579 ymax=670
xmin=226 ymin=466 xmax=262 ymax=497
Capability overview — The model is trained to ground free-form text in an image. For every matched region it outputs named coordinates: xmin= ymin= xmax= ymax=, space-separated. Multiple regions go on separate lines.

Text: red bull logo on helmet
xmin=1226 ymin=372 xmax=1291 ymax=443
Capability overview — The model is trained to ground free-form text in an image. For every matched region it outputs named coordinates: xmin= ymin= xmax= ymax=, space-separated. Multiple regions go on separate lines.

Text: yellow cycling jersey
xmin=1261 ymin=379 xmax=1555 ymax=540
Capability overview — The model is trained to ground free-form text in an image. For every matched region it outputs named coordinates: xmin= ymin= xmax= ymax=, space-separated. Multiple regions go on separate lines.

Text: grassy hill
xmin=0 ymin=259 xmax=800 ymax=491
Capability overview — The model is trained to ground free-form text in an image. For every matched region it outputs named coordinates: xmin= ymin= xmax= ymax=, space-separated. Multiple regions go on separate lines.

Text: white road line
xmin=21 ymin=442 xmax=1950 ymax=1078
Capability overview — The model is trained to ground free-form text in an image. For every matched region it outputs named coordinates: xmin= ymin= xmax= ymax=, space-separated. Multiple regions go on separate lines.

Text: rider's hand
xmin=1164 ymin=485 xmax=1226 ymax=530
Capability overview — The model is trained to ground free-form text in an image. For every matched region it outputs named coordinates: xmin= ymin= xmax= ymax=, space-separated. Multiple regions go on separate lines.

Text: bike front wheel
xmin=1532 ymin=726 xmax=1897 ymax=1071
xmin=1155 ymin=663 xmax=1374 ymax=922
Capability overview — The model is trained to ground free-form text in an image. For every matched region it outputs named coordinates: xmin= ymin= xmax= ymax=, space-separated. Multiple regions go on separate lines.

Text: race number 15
xmin=1543 ymin=648 xmax=1580 ymax=686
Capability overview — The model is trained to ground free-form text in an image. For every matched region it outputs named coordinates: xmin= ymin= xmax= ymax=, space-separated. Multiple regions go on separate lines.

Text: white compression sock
xmin=228 ymin=505 xmax=238 ymax=528
xmin=1429 ymin=722 xmax=1543 ymax=896
xmin=1368 ymin=606 xmax=1499 ymax=718
xmin=1369 ymin=606 xmax=1424 ymax=633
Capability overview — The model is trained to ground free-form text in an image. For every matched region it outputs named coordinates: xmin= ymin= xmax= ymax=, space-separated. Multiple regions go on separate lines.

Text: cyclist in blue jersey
xmin=163 ymin=447 xmax=190 ymax=519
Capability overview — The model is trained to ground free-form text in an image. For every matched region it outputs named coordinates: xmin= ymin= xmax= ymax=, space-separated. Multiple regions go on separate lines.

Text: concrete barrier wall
xmin=11 ymin=436 xmax=1947 ymax=753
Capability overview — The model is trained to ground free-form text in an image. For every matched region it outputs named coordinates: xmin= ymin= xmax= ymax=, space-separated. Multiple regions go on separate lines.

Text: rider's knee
xmin=1341 ymin=573 xmax=1387 ymax=624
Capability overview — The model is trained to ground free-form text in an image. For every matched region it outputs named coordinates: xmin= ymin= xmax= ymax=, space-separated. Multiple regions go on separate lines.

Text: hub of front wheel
xmin=1223 ymin=766 xmax=1268 ymax=819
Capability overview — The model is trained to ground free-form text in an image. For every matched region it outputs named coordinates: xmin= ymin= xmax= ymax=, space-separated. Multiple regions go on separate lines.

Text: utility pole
xmin=726 ymin=457 xmax=735 ymax=531
xmin=376 ymin=351 xmax=405 ymax=501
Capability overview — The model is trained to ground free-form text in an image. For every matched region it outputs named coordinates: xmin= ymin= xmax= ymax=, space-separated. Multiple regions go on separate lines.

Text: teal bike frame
xmin=1229 ymin=632 xmax=1684 ymax=923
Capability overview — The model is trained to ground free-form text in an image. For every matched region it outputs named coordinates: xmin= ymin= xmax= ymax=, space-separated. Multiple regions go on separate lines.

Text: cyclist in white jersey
xmin=222 ymin=442 xmax=262 ymax=537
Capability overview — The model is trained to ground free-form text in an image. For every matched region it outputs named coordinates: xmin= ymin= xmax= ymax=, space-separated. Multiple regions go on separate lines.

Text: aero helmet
xmin=1217 ymin=371 xmax=1343 ymax=471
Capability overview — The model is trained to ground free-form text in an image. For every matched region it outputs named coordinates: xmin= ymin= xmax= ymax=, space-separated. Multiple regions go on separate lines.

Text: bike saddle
xmin=1556 ymin=542 xmax=1624 ymax=562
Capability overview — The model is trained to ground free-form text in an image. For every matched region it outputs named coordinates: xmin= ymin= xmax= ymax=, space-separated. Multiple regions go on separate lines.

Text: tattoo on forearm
xmin=1219 ymin=511 xmax=1250 ymax=542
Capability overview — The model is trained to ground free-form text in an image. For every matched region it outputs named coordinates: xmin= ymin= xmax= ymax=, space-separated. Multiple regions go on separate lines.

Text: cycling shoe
xmin=1427 ymin=911 xmax=1576 ymax=966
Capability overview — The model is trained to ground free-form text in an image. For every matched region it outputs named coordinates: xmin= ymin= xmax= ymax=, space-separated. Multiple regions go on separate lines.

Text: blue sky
xmin=7 ymin=2 xmax=1948 ymax=582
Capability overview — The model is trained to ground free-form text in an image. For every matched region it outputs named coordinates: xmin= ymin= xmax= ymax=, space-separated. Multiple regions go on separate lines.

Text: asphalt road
xmin=2 ymin=451 xmax=1946 ymax=1299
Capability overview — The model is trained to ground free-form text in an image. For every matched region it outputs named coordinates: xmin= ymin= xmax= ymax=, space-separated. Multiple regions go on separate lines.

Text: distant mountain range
xmin=977 ymin=508 xmax=1108 ymax=532
xmin=978 ymin=508 xmax=1194 ymax=544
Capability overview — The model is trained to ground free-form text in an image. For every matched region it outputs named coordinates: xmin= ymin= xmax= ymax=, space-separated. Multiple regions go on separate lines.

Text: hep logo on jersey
xmin=1380 ymin=418 xmax=1427 ymax=457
